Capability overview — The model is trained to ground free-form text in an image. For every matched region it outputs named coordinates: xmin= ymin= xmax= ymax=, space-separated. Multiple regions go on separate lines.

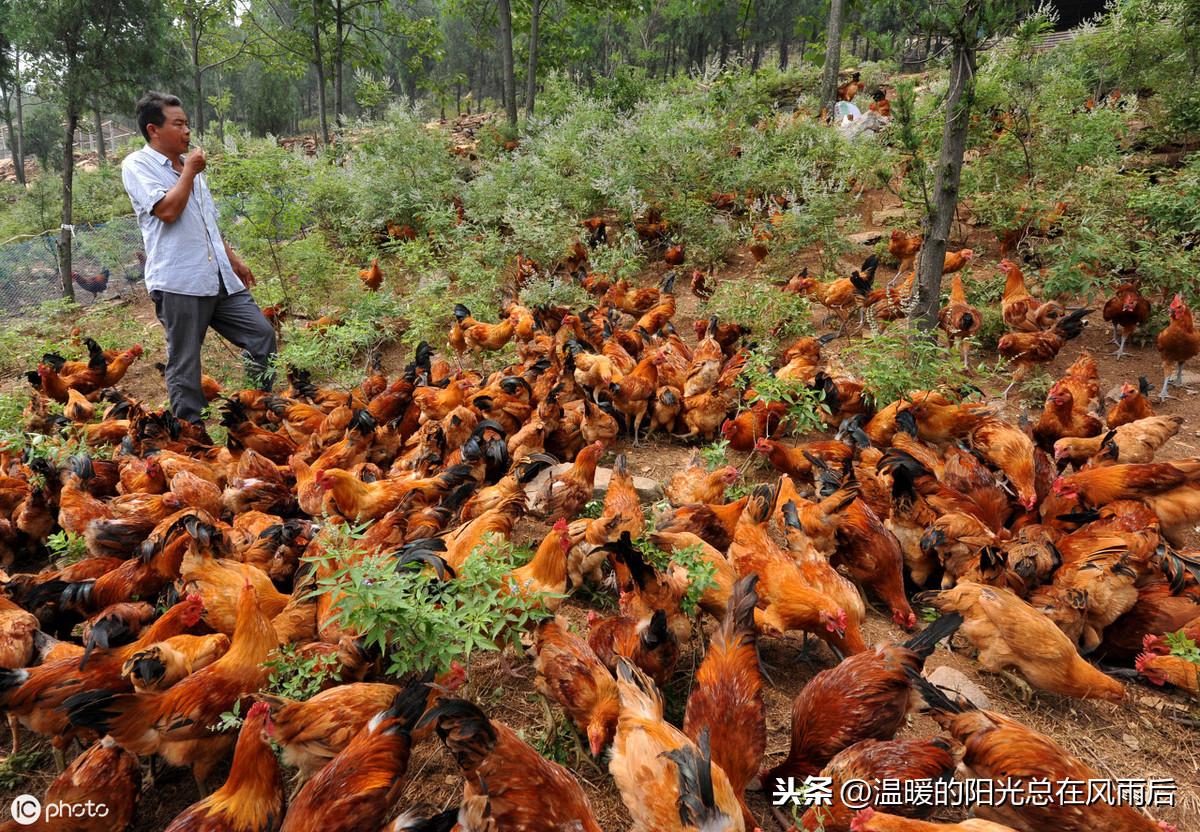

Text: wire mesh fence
xmin=0 ymin=216 xmax=146 ymax=320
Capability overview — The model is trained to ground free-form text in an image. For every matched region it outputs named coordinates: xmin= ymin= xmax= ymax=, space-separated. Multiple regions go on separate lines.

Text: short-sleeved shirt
xmin=121 ymin=144 xmax=244 ymax=297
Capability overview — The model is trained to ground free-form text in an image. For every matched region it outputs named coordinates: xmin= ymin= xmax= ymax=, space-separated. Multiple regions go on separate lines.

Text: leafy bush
xmin=312 ymin=530 xmax=554 ymax=676
xmin=736 ymin=348 xmax=830 ymax=435
xmin=840 ymin=330 xmax=978 ymax=408
xmin=632 ymin=532 xmax=715 ymax=618
xmin=704 ymin=280 xmax=812 ymax=350
xmin=46 ymin=530 xmax=89 ymax=566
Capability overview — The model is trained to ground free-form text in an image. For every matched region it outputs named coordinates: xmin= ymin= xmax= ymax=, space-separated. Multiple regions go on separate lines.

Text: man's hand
xmin=183 ymin=147 xmax=207 ymax=176
xmin=230 ymin=255 xmax=255 ymax=288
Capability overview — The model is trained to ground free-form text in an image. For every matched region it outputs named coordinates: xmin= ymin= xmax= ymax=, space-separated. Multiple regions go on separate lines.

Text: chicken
xmin=30 ymin=736 xmax=141 ymax=832
xmin=837 ymin=72 xmax=862 ymax=102
xmin=419 ymin=698 xmax=604 ymax=832
xmin=121 ymin=633 xmax=231 ymax=692
xmin=1032 ymin=380 xmax=1103 ymax=452
xmin=528 ymin=441 xmax=605 ymax=522
xmin=1137 ymin=629 xmax=1195 ymax=696
xmin=938 ymin=271 xmax=981 ymax=369
xmin=759 ymin=615 xmax=961 ymax=791
xmin=609 ymin=353 xmax=661 ymax=444
xmin=969 ymin=418 xmax=1040 ymax=511
xmin=1106 ymin=376 xmax=1155 ymax=428
xmin=720 ymin=401 xmax=788 ymax=451
xmin=998 ymin=258 xmax=1064 ymax=333
xmin=453 ymin=303 xmax=516 ymax=353
xmin=664 ymin=243 xmax=686 ymax=266
xmin=358 ymin=258 xmax=383 ymax=291
xmin=533 ymin=616 xmax=620 ymax=757
xmin=314 ymin=464 xmax=475 ymax=522
xmin=683 ymin=575 xmax=765 ymax=831
xmin=888 ymin=229 xmax=922 ymax=274
xmin=666 ymin=455 xmax=738 ymax=506
xmin=164 ymin=700 xmax=282 ymax=832
xmin=220 ymin=399 xmax=299 ymax=464
xmin=850 ymin=809 xmax=1019 ymax=831
xmin=912 ymin=674 xmax=1173 ymax=832
xmin=1054 ymin=415 xmax=1182 ymax=467
xmin=918 ymin=582 xmax=1124 ymax=701
xmin=64 ymin=581 xmax=279 ymax=794
xmin=73 ymin=267 xmax=110 ymax=300
xmin=610 ymin=660 xmax=745 ymax=832
xmin=280 ymin=679 xmax=429 ymax=832
xmin=997 ymin=308 xmax=1091 ymax=396
xmin=1051 ymin=459 xmax=1200 ymax=544
xmin=1102 ymin=281 xmax=1150 ymax=359
xmin=0 ymin=594 xmax=38 ymax=670
xmin=585 ymin=452 xmax=643 ymax=546
xmin=258 ymin=664 xmax=465 ymax=784
xmin=587 ymin=608 xmax=680 ymax=688
xmin=728 ymin=486 xmax=863 ymax=655
xmin=796 ymin=737 xmax=955 ymax=832
xmin=940 ymin=248 xmax=975 ymax=274
xmin=1156 ymin=293 xmax=1200 ymax=400
xmin=64 ymin=387 xmax=95 ymax=423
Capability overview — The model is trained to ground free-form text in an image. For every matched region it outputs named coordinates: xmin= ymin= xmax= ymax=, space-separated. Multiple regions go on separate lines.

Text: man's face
xmin=148 ymin=105 xmax=190 ymax=157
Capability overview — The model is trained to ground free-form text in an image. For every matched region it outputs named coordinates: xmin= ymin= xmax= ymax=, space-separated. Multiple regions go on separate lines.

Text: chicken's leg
xmin=960 ymin=339 xmax=971 ymax=371
xmin=1110 ymin=321 xmax=1120 ymax=346
xmin=1111 ymin=332 xmax=1130 ymax=359
xmin=998 ymin=669 xmax=1034 ymax=704
xmin=7 ymin=713 xmax=18 ymax=756
xmin=1161 ymin=364 xmax=1176 ymax=401
xmin=1175 ymin=361 xmax=1195 ymax=392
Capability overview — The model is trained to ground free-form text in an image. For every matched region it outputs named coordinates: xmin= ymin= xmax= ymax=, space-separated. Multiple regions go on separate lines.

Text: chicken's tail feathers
xmin=724 ymin=573 xmax=760 ymax=646
xmin=1054 ymin=307 xmax=1091 ymax=340
xmin=0 ymin=668 xmax=29 ymax=698
xmin=62 ymin=689 xmax=130 ymax=734
xmin=390 ymin=810 xmax=459 ymax=832
xmin=453 ymin=303 xmax=472 ymax=322
xmin=384 ymin=674 xmax=434 ymax=734
xmin=905 ymin=665 xmax=970 ymax=715
xmin=663 ymin=728 xmax=724 ymax=830
xmin=516 ymin=453 xmax=558 ymax=484
xmin=415 ymin=698 xmax=497 ymax=773
xmin=902 ymin=612 xmax=963 ymax=659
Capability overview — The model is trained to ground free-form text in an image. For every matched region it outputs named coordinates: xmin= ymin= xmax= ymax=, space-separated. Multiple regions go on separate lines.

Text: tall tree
xmin=170 ymin=0 xmax=253 ymax=136
xmin=497 ymin=0 xmax=517 ymax=124
xmin=0 ymin=6 xmax=24 ymax=184
xmin=909 ymin=0 xmax=1027 ymax=329
xmin=819 ymin=0 xmax=846 ymax=114
xmin=524 ymin=0 xmax=541 ymax=115
xmin=18 ymin=0 xmax=168 ymax=300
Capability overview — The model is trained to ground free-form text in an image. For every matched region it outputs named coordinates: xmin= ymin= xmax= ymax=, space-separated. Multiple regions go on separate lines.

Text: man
xmin=122 ymin=91 xmax=275 ymax=434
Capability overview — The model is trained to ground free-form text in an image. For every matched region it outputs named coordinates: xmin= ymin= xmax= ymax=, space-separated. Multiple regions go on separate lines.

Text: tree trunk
xmin=59 ymin=106 xmax=78 ymax=301
xmin=190 ymin=20 xmax=204 ymax=136
xmin=820 ymin=0 xmax=846 ymax=115
xmin=93 ymin=108 xmax=105 ymax=162
xmin=497 ymin=0 xmax=517 ymax=125
xmin=779 ymin=35 xmax=789 ymax=69
xmin=334 ymin=0 xmax=344 ymax=126
xmin=911 ymin=39 xmax=977 ymax=330
xmin=311 ymin=0 xmax=329 ymax=145
xmin=525 ymin=0 xmax=541 ymax=116
xmin=13 ymin=52 xmax=24 ymax=185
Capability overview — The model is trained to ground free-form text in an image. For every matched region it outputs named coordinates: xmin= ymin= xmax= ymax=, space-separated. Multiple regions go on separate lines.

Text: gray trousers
xmin=150 ymin=279 xmax=276 ymax=423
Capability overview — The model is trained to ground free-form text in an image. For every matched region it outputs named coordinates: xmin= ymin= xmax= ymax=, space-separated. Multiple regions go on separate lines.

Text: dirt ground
xmin=1 ymin=187 xmax=1199 ymax=831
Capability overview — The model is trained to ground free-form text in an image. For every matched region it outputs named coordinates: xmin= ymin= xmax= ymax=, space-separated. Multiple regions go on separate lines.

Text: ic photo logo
xmin=9 ymin=794 xmax=109 ymax=825
xmin=9 ymin=795 xmax=40 ymax=826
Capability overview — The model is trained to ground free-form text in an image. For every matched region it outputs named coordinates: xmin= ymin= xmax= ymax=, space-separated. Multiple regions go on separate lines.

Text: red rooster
xmin=73 ymin=267 xmax=110 ymax=301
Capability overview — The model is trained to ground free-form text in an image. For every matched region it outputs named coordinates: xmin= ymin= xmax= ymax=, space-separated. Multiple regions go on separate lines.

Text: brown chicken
xmin=358 ymin=258 xmax=383 ymax=291
xmin=683 ymin=575 xmax=765 ymax=831
xmin=1156 ymin=293 xmax=1200 ymax=400
xmin=729 ymin=486 xmax=863 ymax=655
xmin=999 ymin=258 xmax=1064 ymax=333
xmin=720 ymin=400 xmax=788 ymax=451
xmin=164 ymin=700 xmax=282 ymax=832
xmin=453 ymin=303 xmax=516 ymax=353
xmin=1102 ymin=281 xmax=1150 ymax=360
xmin=850 ymin=809 xmax=1018 ymax=831
xmin=665 ymin=454 xmax=738 ymax=507
xmin=1137 ymin=634 xmax=1200 ymax=696
xmin=585 ymin=453 xmax=643 ymax=546
xmin=281 ymin=679 xmax=429 ymax=832
xmin=888 ymin=229 xmax=922 ymax=274
xmin=610 ymin=660 xmax=745 ymax=832
xmin=27 ymin=737 xmax=141 ymax=832
xmin=919 ymin=582 xmax=1124 ymax=701
xmin=796 ymin=737 xmax=955 ymax=832
xmin=1052 ymin=459 xmax=1200 ymax=543
xmin=609 ymin=353 xmax=660 ymax=444
xmin=759 ymin=615 xmax=961 ymax=792
xmin=938 ymin=272 xmax=981 ymax=369
xmin=64 ymin=581 xmax=278 ymax=794
xmin=1054 ymin=415 xmax=1182 ymax=467
xmin=912 ymin=675 xmax=1172 ymax=831
xmin=1032 ymin=381 xmax=1103 ymax=451
xmin=528 ymin=441 xmax=605 ymax=521
xmin=419 ymin=698 xmax=604 ymax=832
xmin=997 ymin=308 xmax=1091 ymax=395
xmin=969 ymin=418 xmax=1040 ymax=512
xmin=1106 ymin=376 xmax=1155 ymax=427
xmin=533 ymin=616 xmax=620 ymax=757
xmin=314 ymin=464 xmax=474 ymax=522
xmin=587 ymin=608 xmax=680 ymax=689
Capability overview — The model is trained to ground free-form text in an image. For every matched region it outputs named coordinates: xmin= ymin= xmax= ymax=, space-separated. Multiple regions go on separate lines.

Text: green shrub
xmin=840 ymin=330 xmax=979 ymax=408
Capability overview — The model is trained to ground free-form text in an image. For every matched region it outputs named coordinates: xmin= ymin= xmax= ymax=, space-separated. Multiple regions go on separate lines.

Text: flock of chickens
xmin=0 ymin=214 xmax=1197 ymax=832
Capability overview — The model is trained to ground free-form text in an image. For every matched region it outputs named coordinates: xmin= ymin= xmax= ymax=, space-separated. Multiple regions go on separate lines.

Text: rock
xmin=1121 ymin=733 xmax=1140 ymax=751
xmin=926 ymin=665 xmax=992 ymax=710
xmin=872 ymin=207 xmax=915 ymax=225
xmin=847 ymin=231 xmax=883 ymax=246
xmin=522 ymin=463 xmax=664 ymax=509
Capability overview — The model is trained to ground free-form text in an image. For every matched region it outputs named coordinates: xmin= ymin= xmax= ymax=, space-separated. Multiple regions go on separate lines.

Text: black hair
xmin=873 ymin=89 xmax=886 ymax=101
xmin=135 ymin=91 xmax=183 ymax=141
